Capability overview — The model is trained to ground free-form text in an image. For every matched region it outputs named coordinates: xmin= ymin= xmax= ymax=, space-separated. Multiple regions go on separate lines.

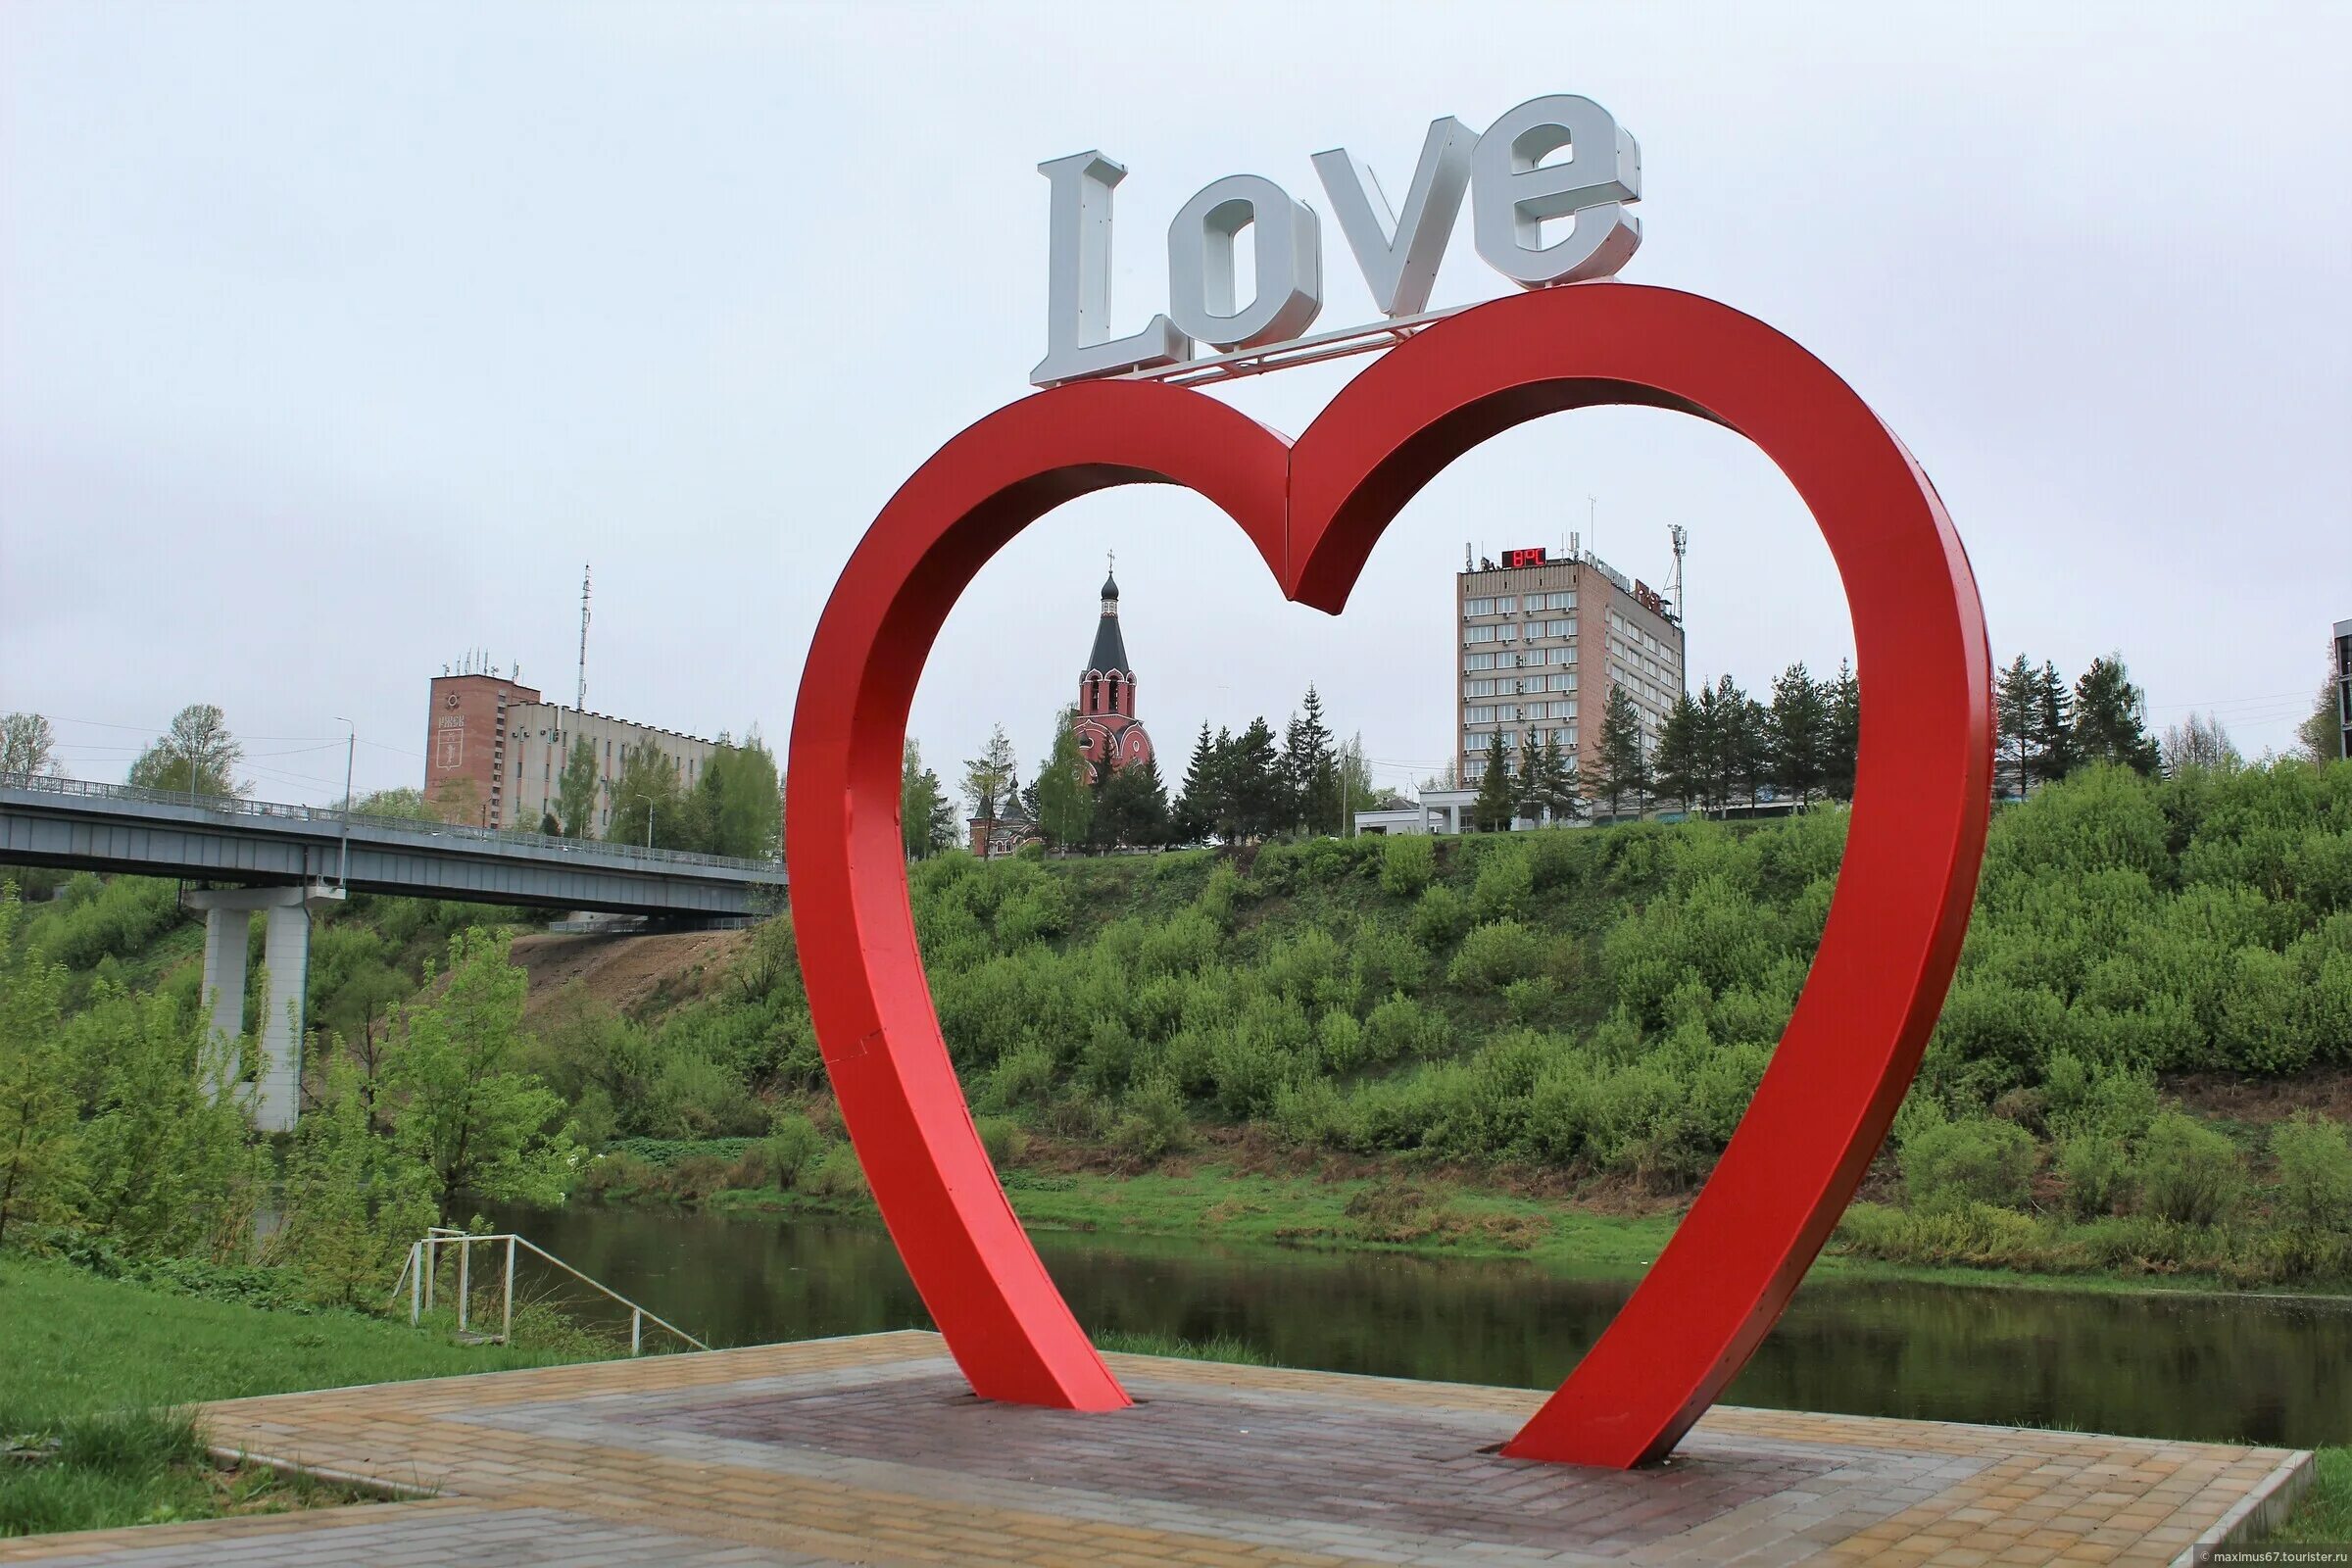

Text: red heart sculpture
xmin=787 ymin=283 xmax=1990 ymax=1470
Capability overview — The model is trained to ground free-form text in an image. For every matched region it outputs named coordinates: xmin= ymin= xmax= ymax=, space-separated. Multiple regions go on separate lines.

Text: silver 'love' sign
xmin=1032 ymin=94 xmax=1642 ymax=388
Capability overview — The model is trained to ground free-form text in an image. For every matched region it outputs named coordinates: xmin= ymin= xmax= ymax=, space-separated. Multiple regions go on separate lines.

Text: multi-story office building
xmin=1454 ymin=546 xmax=1685 ymax=788
xmin=424 ymin=670 xmax=717 ymax=834
xmin=2334 ymin=617 xmax=2351 ymax=761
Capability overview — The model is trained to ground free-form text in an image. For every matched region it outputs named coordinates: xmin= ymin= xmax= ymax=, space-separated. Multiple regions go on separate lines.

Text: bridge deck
xmin=0 ymin=775 xmax=785 ymax=919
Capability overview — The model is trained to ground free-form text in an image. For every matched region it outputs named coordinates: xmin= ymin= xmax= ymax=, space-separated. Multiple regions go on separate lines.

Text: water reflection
xmin=482 ymin=1202 xmax=2352 ymax=1449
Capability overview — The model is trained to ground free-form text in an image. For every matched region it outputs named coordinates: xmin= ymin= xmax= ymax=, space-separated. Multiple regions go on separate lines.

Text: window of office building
xmin=1548 ymin=647 xmax=1576 ymax=665
xmin=1544 ymin=617 xmax=1575 ymax=637
xmin=1465 ymin=731 xmax=1492 ymax=751
xmin=1465 ymin=679 xmax=1496 ymax=698
xmin=1465 ymin=624 xmax=1496 ymax=644
xmin=1464 ymin=597 xmax=1494 ymax=616
xmin=1466 ymin=706 xmax=1495 ymax=723
xmin=1548 ymin=671 xmax=1577 ymax=692
xmin=1496 ymin=596 xmax=1517 ymax=613
xmin=1465 ymin=652 xmax=1494 ymax=670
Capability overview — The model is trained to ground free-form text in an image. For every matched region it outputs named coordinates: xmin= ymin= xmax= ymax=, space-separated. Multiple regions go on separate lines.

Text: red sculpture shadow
xmin=786 ymin=283 xmax=1991 ymax=1469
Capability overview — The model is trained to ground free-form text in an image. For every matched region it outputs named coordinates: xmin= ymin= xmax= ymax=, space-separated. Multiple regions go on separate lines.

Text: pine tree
xmin=1993 ymin=655 xmax=2042 ymax=800
xmin=2071 ymin=655 xmax=2160 ymax=775
xmin=1281 ymin=685 xmax=1340 ymax=835
xmin=1518 ymin=729 xmax=1584 ymax=824
xmin=1590 ymin=688 xmax=1650 ymax=820
xmin=1228 ymin=718 xmax=1283 ymax=840
xmin=1655 ymin=692 xmax=1706 ymax=812
xmin=961 ymin=724 xmax=1016 ymax=858
xmin=1097 ymin=756 xmax=1171 ymax=848
xmin=1768 ymin=662 xmax=1829 ymax=807
xmin=901 ymin=740 xmax=954 ymax=859
xmin=1172 ymin=723 xmax=1218 ymax=845
xmin=1824 ymin=661 xmax=1861 ymax=802
xmin=2033 ymin=661 xmax=2078 ymax=784
xmin=1470 ymin=746 xmax=1518 ymax=831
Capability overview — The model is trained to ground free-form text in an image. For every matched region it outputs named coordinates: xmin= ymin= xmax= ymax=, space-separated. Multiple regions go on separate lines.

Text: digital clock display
xmin=1502 ymin=547 xmax=1547 ymax=568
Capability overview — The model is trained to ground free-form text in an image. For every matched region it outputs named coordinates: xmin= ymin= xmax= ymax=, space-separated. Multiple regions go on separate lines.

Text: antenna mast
xmin=1666 ymin=524 xmax=1688 ymax=623
xmin=575 ymin=564 xmax=591 ymax=712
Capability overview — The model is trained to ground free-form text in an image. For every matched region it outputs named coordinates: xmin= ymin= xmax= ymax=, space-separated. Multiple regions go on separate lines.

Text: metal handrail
xmin=0 ymin=770 xmax=783 ymax=876
xmin=389 ymin=1227 xmax=708 ymax=1354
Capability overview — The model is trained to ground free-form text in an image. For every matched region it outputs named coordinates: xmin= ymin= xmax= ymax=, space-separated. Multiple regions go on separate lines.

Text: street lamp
xmin=626 ymin=793 xmax=655 ymax=849
xmin=333 ymin=716 xmax=356 ymax=887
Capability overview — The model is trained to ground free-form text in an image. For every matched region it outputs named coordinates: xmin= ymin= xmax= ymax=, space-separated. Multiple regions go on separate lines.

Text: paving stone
xmin=0 ymin=1332 xmax=2312 ymax=1566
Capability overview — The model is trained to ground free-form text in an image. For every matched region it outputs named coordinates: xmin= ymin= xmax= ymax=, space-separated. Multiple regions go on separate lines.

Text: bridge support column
xmin=180 ymin=883 xmax=345 ymax=1133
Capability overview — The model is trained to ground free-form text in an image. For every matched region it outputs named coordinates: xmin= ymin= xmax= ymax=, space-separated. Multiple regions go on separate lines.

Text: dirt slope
xmin=509 ymin=928 xmax=753 ymax=1020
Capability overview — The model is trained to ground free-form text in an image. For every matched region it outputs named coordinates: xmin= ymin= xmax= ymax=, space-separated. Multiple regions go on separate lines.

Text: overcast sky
xmin=4 ymin=2 xmax=2346 ymax=809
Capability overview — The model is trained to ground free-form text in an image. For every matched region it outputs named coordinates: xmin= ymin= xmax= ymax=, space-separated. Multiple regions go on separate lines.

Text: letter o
xmin=1166 ymin=175 xmax=1323 ymax=352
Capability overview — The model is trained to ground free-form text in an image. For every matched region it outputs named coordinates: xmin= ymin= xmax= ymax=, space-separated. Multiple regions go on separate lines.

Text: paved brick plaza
xmin=0 ymin=1332 xmax=2311 ymax=1566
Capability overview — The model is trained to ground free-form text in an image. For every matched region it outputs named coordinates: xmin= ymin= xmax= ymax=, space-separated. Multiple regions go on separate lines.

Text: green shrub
xmin=2271 ymin=1112 xmax=2352 ymax=1233
xmin=1447 ymin=920 xmax=1545 ymax=990
xmin=975 ymin=1114 xmax=1028 ymax=1168
xmin=1469 ymin=849 xmax=1533 ymax=924
xmin=1378 ymin=833 xmax=1435 ymax=897
xmin=2056 ymin=1133 xmax=2131 ymax=1218
xmin=803 ymin=1145 xmax=871 ymax=1201
xmin=983 ymin=1041 xmax=1057 ymax=1111
xmin=755 ymin=1115 xmax=826 ymax=1191
xmin=1409 ymin=885 xmax=1468 ymax=951
xmin=1501 ymin=975 xmax=1557 ymax=1024
xmin=1360 ymin=995 xmax=1448 ymax=1064
xmin=2137 ymin=1111 xmax=2243 ymax=1225
xmin=1109 ymin=1073 xmax=1193 ymax=1161
xmin=1900 ymin=1115 xmax=2036 ymax=1212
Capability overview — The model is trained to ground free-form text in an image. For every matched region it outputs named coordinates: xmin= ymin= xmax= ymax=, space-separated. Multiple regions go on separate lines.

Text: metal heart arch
xmin=786 ymin=283 xmax=1991 ymax=1470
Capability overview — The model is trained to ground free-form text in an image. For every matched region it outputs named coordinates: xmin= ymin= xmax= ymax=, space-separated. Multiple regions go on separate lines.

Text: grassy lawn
xmin=0 ymin=1255 xmax=600 ymax=1538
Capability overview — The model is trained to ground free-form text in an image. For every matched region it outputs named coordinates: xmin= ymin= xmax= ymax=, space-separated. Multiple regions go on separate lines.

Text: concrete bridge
xmin=0 ymin=772 xmax=788 ymax=1129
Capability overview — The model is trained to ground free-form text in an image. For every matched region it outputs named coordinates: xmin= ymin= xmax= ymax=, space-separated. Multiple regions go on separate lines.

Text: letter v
xmin=1311 ymin=117 xmax=1476 ymax=318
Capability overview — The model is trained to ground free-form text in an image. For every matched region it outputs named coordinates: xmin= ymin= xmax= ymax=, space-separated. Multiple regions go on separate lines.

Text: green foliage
xmin=383 ymin=930 xmax=578 ymax=1212
xmin=2270 ymin=1113 xmax=2352 ymax=1234
xmin=2136 ymin=1112 xmax=2243 ymax=1226
xmin=1408 ymin=885 xmax=1468 ymax=951
xmin=2056 ymin=1134 xmax=2131 ymax=1218
xmin=1900 ymin=1115 xmax=2036 ymax=1212
xmin=270 ymin=1055 xmax=437 ymax=1308
xmin=1448 ymin=920 xmax=1546 ymax=991
xmin=0 ymin=893 xmax=77 ymax=1247
xmin=1378 ymin=832 xmax=1435 ymax=898
xmin=1469 ymin=847 xmax=1532 ymax=923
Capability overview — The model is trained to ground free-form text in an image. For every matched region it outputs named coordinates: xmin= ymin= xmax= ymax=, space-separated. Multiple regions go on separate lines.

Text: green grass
xmin=0 ymin=1254 xmax=602 ymax=1537
xmin=2274 ymin=1446 xmax=2352 ymax=1544
xmin=1093 ymin=1330 xmax=1276 ymax=1366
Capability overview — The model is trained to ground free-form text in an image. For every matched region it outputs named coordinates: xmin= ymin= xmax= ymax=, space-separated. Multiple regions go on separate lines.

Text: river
xmin=480 ymin=1200 xmax=2352 ymax=1450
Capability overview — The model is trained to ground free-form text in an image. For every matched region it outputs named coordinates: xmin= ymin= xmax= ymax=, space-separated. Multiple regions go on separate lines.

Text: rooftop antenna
xmin=1666 ymin=524 xmax=1689 ymax=625
xmin=575 ymin=564 xmax=591 ymax=713
xmin=1588 ymin=496 xmax=1597 ymax=564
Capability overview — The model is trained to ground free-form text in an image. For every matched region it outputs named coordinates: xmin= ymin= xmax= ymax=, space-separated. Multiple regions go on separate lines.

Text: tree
xmin=1172 ymin=724 xmax=1219 ymax=845
xmin=1588 ymin=688 xmax=1649 ymax=820
xmin=686 ymin=729 xmax=782 ymax=859
xmin=1281 ymin=686 xmax=1340 ymax=835
xmin=2298 ymin=675 xmax=2342 ymax=763
xmin=900 ymin=740 xmax=955 ymax=859
xmin=555 ymin=735 xmax=601 ymax=836
xmin=1096 ymin=755 xmax=1170 ymax=848
xmin=961 ymin=724 xmax=1017 ymax=858
xmin=430 ymin=776 xmax=484 ymax=825
xmin=270 ymin=1054 xmax=437 ymax=1307
xmin=606 ymin=743 xmax=688 ymax=848
xmin=1518 ymin=728 xmax=1583 ymax=824
xmin=0 ymin=893 xmax=76 ymax=1248
xmin=2071 ymin=656 xmax=2159 ymax=775
xmin=352 ymin=786 xmax=429 ymax=820
xmin=1 ymin=712 xmax=61 ymax=777
xmin=382 ymin=929 xmax=577 ymax=1215
xmin=2159 ymin=710 xmax=2239 ymax=774
xmin=1032 ymin=709 xmax=1093 ymax=849
xmin=1692 ymin=676 xmax=1755 ymax=808
xmin=1768 ymin=662 xmax=1829 ymax=807
xmin=126 ymin=703 xmax=244 ymax=797
xmin=1470 ymin=746 xmax=1518 ymax=831
xmin=2032 ymin=661 xmax=2079 ymax=784
xmin=1333 ymin=733 xmax=1376 ymax=831
xmin=1993 ymin=656 xmax=2041 ymax=800
xmin=1824 ymin=661 xmax=1861 ymax=802
xmin=1226 ymin=718 xmax=1283 ymax=839
xmin=1655 ymin=692 xmax=1706 ymax=811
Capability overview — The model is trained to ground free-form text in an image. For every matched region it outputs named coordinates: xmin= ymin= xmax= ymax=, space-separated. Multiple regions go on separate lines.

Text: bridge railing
xmin=0 ymin=770 xmax=784 ymax=876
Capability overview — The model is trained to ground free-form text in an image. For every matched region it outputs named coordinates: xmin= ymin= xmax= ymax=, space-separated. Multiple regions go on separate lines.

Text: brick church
xmin=968 ymin=564 xmax=1157 ymax=858
xmin=1072 ymin=564 xmax=1153 ymax=784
